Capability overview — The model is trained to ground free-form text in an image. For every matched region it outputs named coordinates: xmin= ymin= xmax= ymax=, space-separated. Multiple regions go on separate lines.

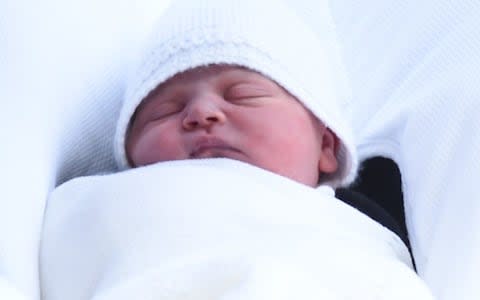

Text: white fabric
xmin=1 ymin=1 xmax=171 ymax=299
xmin=2 ymin=0 xmax=479 ymax=299
xmin=41 ymin=159 xmax=432 ymax=300
xmin=327 ymin=1 xmax=480 ymax=299
xmin=114 ymin=0 xmax=357 ymax=187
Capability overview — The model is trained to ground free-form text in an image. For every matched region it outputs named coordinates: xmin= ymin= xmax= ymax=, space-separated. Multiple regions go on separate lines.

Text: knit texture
xmin=114 ymin=0 xmax=357 ymax=187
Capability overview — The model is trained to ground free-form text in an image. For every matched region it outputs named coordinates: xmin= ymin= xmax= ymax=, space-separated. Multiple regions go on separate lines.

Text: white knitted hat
xmin=114 ymin=0 xmax=357 ymax=187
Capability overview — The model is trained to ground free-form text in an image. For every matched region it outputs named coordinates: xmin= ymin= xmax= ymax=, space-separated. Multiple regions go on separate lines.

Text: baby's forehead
xmin=141 ymin=64 xmax=277 ymax=102
xmin=164 ymin=64 xmax=268 ymax=85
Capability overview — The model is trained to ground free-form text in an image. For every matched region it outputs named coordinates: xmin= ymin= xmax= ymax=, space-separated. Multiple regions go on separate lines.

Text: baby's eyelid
xmin=225 ymin=84 xmax=271 ymax=98
xmin=144 ymin=102 xmax=183 ymax=121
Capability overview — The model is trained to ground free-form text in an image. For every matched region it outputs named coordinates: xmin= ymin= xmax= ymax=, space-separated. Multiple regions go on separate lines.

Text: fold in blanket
xmin=41 ymin=159 xmax=432 ymax=299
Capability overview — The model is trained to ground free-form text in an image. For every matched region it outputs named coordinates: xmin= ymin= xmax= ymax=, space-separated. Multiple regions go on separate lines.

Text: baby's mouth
xmin=189 ymin=137 xmax=241 ymax=159
xmin=190 ymin=147 xmax=238 ymax=159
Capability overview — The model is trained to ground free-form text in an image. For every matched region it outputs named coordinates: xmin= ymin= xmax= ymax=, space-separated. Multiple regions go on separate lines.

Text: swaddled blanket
xmin=41 ymin=159 xmax=432 ymax=300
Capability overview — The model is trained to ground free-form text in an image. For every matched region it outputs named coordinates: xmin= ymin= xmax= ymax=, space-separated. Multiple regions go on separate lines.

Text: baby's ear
xmin=318 ymin=127 xmax=338 ymax=174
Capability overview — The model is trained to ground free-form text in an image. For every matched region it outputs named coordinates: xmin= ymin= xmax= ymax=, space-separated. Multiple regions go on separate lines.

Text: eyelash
xmin=148 ymin=104 xmax=183 ymax=121
xmin=225 ymin=86 xmax=269 ymax=101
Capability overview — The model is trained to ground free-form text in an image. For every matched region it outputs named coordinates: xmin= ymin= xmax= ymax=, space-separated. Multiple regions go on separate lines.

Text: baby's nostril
xmin=206 ymin=116 xmax=218 ymax=122
xmin=188 ymin=120 xmax=199 ymax=128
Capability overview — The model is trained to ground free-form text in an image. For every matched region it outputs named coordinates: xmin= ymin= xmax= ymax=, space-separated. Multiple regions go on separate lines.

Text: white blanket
xmin=41 ymin=159 xmax=432 ymax=300
xmin=3 ymin=1 xmax=480 ymax=298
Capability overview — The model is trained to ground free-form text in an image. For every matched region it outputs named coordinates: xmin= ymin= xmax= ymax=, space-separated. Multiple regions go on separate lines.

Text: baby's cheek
xmin=129 ymin=127 xmax=187 ymax=166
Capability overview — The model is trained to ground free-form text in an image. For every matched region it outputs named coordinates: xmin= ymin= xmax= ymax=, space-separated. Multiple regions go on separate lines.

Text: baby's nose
xmin=182 ymin=99 xmax=226 ymax=130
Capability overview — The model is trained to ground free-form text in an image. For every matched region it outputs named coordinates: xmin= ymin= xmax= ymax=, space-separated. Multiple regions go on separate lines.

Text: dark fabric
xmin=335 ymin=188 xmax=409 ymax=248
xmin=335 ymin=157 xmax=415 ymax=269
xmin=348 ymin=157 xmax=408 ymax=247
xmin=335 ymin=188 xmax=415 ymax=270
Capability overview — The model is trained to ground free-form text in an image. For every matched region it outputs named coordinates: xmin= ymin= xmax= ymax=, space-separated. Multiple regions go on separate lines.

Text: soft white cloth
xmin=1 ymin=1 xmax=170 ymax=299
xmin=3 ymin=0 xmax=479 ymax=299
xmin=328 ymin=1 xmax=480 ymax=299
xmin=41 ymin=159 xmax=432 ymax=300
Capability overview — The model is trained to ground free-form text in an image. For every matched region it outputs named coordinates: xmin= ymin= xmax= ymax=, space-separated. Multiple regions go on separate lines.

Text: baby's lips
xmin=189 ymin=136 xmax=241 ymax=158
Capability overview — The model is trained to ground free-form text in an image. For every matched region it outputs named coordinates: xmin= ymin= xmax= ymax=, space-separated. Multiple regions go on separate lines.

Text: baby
xmin=106 ymin=0 xmax=433 ymax=298
xmin=114 ymin=0 xmax=356 ymax=189
xmin=124 ymin=64 xmax=340 ymax=188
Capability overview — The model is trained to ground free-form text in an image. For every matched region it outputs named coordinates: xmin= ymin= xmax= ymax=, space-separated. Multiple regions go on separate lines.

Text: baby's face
xmin=126 ymin=65 xmax=338 ymax=187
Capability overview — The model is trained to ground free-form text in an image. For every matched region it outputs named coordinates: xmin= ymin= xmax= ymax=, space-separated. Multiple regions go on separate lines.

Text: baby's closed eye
xmin=224 ymin=83 xmax=273 ymax=102
xmin=143 ymin=101 xmax=184 ymax=122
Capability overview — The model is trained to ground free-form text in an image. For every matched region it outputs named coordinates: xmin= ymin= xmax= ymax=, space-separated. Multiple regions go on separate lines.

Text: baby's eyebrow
xmin=142 ymin=84 xmax=185 ymax=106
xmin=222 ymin=73 xmax=274 ymax=88
xmin=226 ymin=82 xmax=272 ymax=93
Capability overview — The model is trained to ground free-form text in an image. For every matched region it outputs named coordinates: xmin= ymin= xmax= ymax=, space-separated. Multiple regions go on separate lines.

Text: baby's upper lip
xmin=190 ymin=136 xmax=240 ymax=158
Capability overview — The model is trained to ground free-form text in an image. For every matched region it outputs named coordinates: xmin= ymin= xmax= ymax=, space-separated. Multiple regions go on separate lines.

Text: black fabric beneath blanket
xmin=335 ymin=157 xmax=415 ymax=268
